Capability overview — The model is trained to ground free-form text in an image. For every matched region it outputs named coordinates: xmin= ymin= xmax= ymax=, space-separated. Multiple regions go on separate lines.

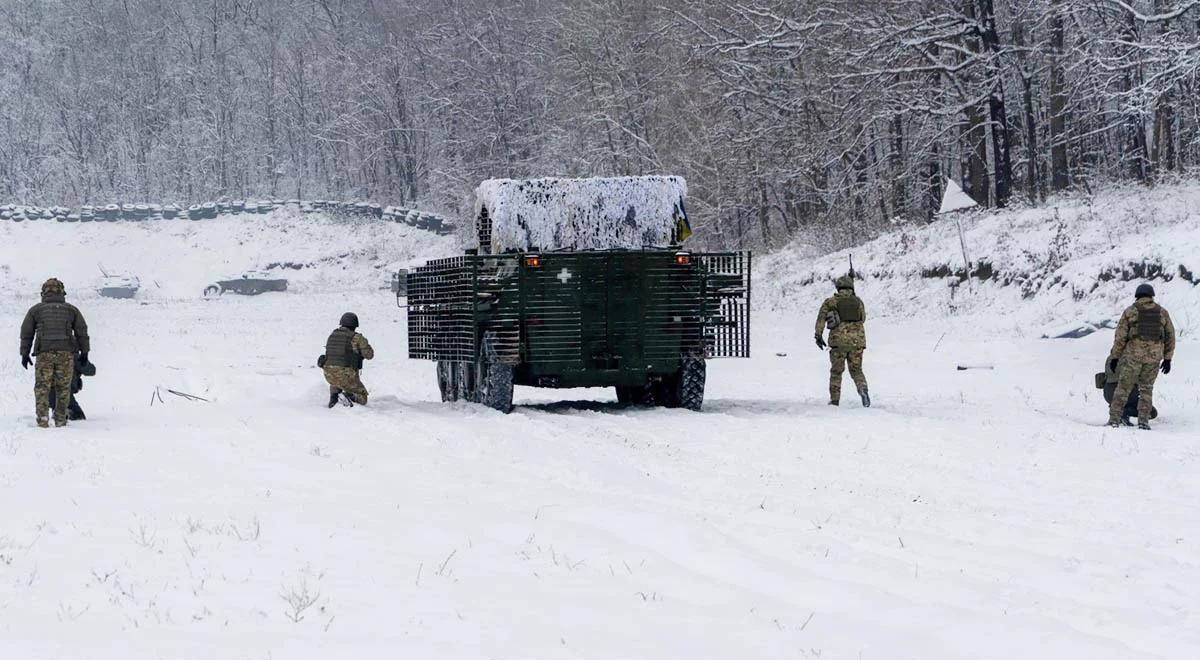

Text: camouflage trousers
xmin=34 ymin=351 xmax=75 ymax=425
xmin=324 ymin=366 xmax=369 ymax=405
xmin=829 ymin=347 xmax=868 ymax=403
xmin=1109 ymin=357 xmax=1159 ymax=423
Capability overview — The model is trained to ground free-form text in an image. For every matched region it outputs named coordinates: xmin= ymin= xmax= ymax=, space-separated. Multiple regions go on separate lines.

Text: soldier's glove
xmin=1161 ymin=359 xmax=1171 ymax=375
xmin=815 ymin=334 xmax=826 ymax=350
xmin=79 ymin=352 xmax=89 ymax=364
xmin=21 ymin=354 xmax=31 ymax=369
xmin=1108 ymin=358 xmax=1119 ymax=373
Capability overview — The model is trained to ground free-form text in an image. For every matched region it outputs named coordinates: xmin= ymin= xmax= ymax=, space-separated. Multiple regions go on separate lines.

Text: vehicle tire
xmin=456 ymin=361 xmax=476 ymax=402
xmin=437 ymin=361 xmax=459 ymax=402
xmin=476 ymin=333 xmax=514 ymax=413
xmin=675 ymin=357 xmax=706 ymax=412
xmin=203 ymin=284 xmax=221 ymax=297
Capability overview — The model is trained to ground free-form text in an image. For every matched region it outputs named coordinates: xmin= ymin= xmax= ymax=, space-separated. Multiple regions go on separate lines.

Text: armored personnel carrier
xmin=401 ymin=176 xmax=750 ymax=413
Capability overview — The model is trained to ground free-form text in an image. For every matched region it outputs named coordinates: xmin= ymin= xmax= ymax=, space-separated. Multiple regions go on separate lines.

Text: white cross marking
xmin=557 ymin=268 xmax=573 ymax=284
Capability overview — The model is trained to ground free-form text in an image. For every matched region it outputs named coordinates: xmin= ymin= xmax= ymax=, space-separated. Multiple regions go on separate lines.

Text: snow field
xmin=0 ymin=289 xmax=1195 ymax=659
xmin=0 ymin=202 xmax=1197 ymax=659
xmin=0 ymin=210 xmax=453 ymax=300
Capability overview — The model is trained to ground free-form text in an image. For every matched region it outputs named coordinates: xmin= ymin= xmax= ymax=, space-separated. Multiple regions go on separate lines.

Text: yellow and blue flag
xmin=673 ymin=197 xmax=693 ymax=242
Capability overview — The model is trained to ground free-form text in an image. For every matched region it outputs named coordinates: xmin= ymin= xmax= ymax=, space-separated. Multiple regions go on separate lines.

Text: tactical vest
xmin=34 ymin=302 xmax=76 ymax=353
xmin=1133 ymin=304 xmax=1164 ymax=342
xmin=324 ymin=328 xmax=360 ymax=368
xmin=836 ymin=295 xmax=864 ymax=323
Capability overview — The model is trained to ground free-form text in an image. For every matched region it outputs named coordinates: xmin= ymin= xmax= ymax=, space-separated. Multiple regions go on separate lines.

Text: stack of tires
xmin=2 ymin=196 xmax=456 ymax=233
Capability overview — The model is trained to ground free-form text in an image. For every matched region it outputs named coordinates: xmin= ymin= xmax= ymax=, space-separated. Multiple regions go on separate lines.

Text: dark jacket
xmin=20 ymin=293 xmax=90 ymax=356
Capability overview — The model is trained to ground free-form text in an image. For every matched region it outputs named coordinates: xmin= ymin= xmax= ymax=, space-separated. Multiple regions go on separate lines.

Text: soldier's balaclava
xmin=835 ymin=275 xmax=855 ymax=292
xmin=41 ymin=278 xmax=66 ymax=299
xmin=1134 ymin=283 xmax=1155 ymax=299
xmin=339 ymin=312 xmax=359 ymax=329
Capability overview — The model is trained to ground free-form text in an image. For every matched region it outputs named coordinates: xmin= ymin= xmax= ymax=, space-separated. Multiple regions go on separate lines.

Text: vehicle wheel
xmin=476 ymin=333 xmax=514 ymax=413
xmin=203 ymin=284 xmax=221 ymax=297
xmin=675 ymin=357 xmax=706 ymax=412
xmin=437 ymin=361 xmax=459 ymax=402
xmin=456 ymin=361 xmax=476 ymax=402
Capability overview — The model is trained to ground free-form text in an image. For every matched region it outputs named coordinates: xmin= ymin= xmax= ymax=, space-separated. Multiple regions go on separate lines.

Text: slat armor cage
xmin=406 ymin=251 xmax=750 ymax=368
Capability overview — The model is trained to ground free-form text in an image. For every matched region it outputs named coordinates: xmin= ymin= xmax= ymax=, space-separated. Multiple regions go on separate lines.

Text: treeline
xmin=1 ymin=0 xmax=1197 ymax=248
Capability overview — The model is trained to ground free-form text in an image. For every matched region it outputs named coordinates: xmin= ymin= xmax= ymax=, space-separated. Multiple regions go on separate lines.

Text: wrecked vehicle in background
xmin=203 ymin=271 xmax=289 ymax=297
xmin=97 ymin=264 xmax=141 ymax=299
xmin=98 ymin=276 xmax=140 ymax=299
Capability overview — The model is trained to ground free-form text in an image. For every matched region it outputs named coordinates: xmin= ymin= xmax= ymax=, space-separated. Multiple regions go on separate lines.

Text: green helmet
xmin=41 ymin=278 xmax=65 ymax=296
xmin=835 ymin=275 xmax=855 ymax=291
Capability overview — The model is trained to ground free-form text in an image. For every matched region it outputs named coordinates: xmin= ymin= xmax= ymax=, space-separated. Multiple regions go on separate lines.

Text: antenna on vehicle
xmin=849 ymin=254 xmax=855 ymax=279
xmin=97 ymin=262 xmax=111 ymax=278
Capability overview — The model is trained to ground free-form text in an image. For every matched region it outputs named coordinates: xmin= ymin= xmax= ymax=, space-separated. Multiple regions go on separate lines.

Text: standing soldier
xmin=20 ymin=278 xmax=90 ymax=428
xmin=1107 ymin=283 xmax=1175 ymax=429
xmin=321 ymin=312 xmax=374 ymax=407
xmin=815 ymin=275 xmax=870 ymax=407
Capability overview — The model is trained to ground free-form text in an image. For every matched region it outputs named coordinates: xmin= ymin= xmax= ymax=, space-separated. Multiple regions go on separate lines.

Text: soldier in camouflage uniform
xmin=19 ymin=278 xmax=91 ymax=428
xmin=815 ymin=275 xmax=870 ymax=407
xmin=321 ymin=312 xmax=374 ymax=407
xmin=1107 ymin=283 xmax=1175 ymax=429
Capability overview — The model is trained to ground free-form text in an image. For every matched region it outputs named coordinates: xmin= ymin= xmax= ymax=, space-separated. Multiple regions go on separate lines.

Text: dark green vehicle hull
xmin=407 ymin=250 xmax=749 ymax=410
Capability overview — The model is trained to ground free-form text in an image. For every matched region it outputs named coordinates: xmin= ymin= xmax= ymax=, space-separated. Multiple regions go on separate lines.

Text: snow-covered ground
xmin=0 ymin=211 xmax=453 ymax=300
xmin=0 ymin=197 xmax=1196 ymax=659
xmin=758 ymin=180 xmax=1200 ymax=332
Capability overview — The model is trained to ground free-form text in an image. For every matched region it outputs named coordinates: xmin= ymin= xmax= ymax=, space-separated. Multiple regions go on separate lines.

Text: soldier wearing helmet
xmin=814 ymin=275 xmax=870 ymax=407
xmin=19 ymin=278 xmax=91 ymax=428
xmin=319 ymin=312 xmax=374 ymax=407
xmin=1107 ymin=283 xmax=1175 ymax=429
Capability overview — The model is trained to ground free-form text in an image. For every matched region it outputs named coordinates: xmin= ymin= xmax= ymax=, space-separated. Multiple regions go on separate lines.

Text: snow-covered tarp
xmin=475 ymin=176 xmax=688 ymax=252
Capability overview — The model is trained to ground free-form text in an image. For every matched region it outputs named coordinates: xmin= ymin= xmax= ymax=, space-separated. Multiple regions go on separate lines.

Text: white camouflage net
xmin=475 ymin=176 xmax=687 ymax=252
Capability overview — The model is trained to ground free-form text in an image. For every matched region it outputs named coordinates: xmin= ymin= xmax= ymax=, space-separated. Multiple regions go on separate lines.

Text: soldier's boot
xmin=54 ymin=419 xmax=68 ymax=428
xmin=36 ymin=417 xmax=49 ymax=428
xmin=340 ymin=392 xmax=356 ymax=407
xmin=328 ymin=390 xmax=341 ymax=409
xmin=1138 ymin=419 xmax=1151 ymax=431
xmin=828 ymin=400 xmax=839 ymax=406
xmin=1120 ymin=415 xmax=1134 ymax=427
xmin=859 ymin=388 xmax=871 ymax=408
xmin=1107 ymin=416 xmax=1122 ymax=428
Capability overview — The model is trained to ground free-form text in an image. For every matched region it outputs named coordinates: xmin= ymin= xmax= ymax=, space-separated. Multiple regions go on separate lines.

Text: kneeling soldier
xmin=321 ymin=312 xmax=374 ymax=407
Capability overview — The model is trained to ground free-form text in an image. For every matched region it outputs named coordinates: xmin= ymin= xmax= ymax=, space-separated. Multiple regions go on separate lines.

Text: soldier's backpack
xmin=1133 ymin=304 xmax=1165 ymax=341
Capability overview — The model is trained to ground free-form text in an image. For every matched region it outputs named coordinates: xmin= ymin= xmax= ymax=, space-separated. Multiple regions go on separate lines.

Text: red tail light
xmin=525 ymin=255 xmax=542 ymax=268
xmin=675 ymin=253 xmax=691 ymax=265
